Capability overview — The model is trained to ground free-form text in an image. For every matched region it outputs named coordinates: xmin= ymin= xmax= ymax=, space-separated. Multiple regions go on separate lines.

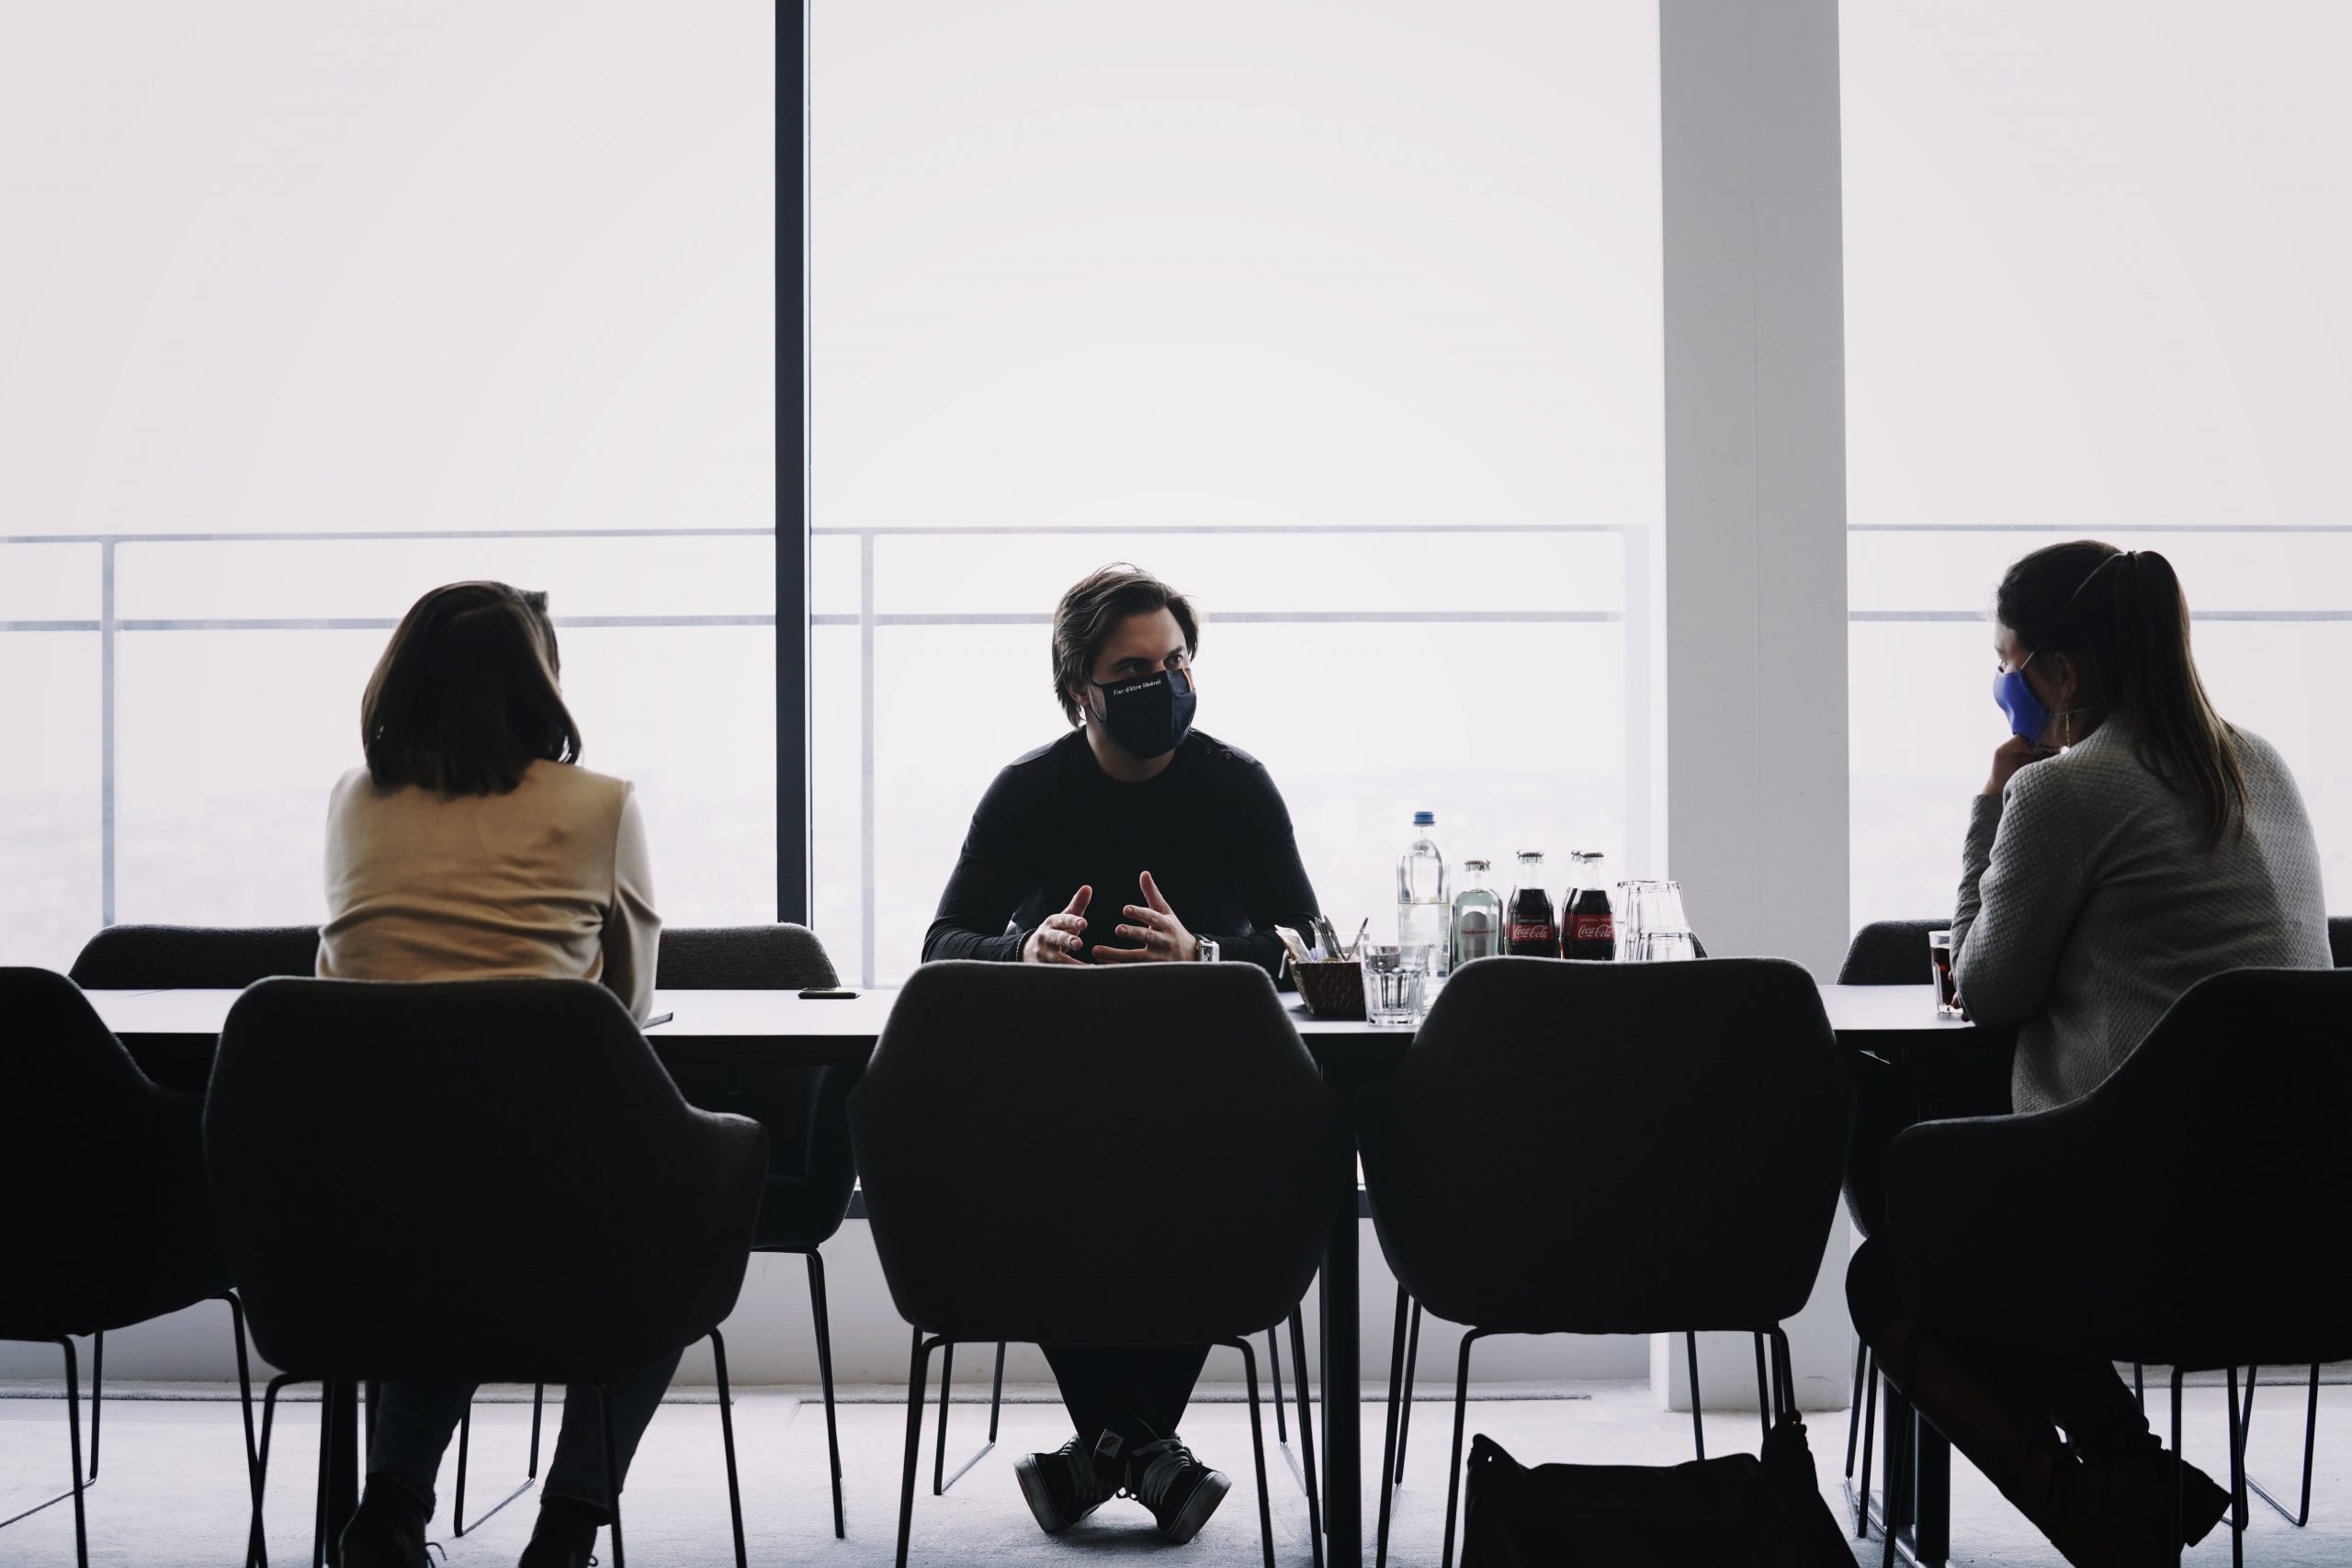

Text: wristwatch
xmin=1195 ymin=935 xmax=1221 ymax=964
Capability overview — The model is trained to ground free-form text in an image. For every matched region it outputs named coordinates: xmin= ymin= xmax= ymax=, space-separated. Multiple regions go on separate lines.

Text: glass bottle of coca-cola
xmin=1505 ymin=851 xmax=1558 ymax=957
xmin=1565 ymin=851 xmax=1616 ymax=961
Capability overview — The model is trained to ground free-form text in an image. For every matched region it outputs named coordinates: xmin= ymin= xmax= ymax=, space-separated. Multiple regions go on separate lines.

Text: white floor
xmin=3 ymin=1382 xmax=2345 ymax=1566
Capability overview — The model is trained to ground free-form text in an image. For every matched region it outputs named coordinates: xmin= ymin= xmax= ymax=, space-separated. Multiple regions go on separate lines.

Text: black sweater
xmin=922 ymin=728 xmax=1320 ymax=982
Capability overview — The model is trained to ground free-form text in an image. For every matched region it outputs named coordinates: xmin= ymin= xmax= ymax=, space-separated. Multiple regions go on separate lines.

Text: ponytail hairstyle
xmin=1994 ymin=540 xmax=2247 ymax=847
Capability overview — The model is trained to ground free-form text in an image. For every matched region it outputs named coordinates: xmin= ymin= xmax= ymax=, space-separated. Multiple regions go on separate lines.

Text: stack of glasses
xmin=1613 ymin=880 xmax=1698 ymax=963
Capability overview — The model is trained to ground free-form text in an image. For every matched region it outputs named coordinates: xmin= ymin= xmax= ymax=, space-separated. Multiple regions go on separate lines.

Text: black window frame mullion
xmin=776 ymin=0 xmax=811 ymax=925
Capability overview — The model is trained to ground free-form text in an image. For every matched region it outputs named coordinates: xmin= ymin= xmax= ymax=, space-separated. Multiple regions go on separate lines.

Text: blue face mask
xmin=1993 ymin=653 xmax=2050 ymax=743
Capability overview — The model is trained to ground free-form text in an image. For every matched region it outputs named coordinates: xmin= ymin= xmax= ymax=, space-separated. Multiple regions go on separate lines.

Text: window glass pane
xmin=812 ymin=0 xmax=1664 ymax=986
xmin=0 ymin=4 xmax=775 ymax=959
xmin=1844 ymin=1 xmax=2352 ymax=921
xmin=0 ymin=635 xmax=102 ymax=971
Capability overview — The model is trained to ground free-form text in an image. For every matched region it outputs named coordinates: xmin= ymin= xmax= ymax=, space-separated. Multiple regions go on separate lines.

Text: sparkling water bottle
xmin=1451 ymin=858 xmax=1503 ymax=970
xmin=1396 ymin=810 xmax=1452 ymax=979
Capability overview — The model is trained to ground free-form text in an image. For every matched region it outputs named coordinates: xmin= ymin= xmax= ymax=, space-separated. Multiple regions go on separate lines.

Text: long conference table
xmin=92 ymin=980 xmax=2000 ymax=1568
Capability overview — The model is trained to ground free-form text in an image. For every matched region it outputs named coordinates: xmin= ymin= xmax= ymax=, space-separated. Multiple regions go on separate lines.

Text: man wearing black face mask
xmin=922 ymin=562 xmax=1321 ymax=1545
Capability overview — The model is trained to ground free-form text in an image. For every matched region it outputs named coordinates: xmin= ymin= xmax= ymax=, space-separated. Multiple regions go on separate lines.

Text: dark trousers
xmin=364 ymin=1348 xmax=683 ymax=1524
xmin=1846 ymin=1238 xmax=2154 ymax=1461
xmin=1041 ymin=1344 xmax=1212 ymax=1447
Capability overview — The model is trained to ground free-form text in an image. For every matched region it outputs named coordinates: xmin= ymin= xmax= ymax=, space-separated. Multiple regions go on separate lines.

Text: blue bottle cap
xmin=1413 ymin=810 xmax=1435 ymax=825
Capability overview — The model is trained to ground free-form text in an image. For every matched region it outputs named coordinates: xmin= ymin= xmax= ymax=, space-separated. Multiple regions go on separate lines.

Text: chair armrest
xmin=599 ymin=1107 xmax=769 ymax=1348
xmin=1887 ymin=1101 xmax=2195 ymax=1363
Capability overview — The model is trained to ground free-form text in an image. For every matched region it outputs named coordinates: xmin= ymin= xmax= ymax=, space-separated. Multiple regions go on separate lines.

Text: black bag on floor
xmin=1461 ymin=1416 xmax=1853 ymax=1568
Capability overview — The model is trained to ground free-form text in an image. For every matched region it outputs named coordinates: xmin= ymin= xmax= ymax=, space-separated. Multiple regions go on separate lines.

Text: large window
xmin=1843 ymin=0 xmax=2352 ymax=925
xmin=808 ymin=0 xmax=1664 ymax=986
xmin=0 ymin=4 xmax=776 ymax=970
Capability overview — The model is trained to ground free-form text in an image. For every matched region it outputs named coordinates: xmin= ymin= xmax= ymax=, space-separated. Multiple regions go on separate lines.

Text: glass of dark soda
xmin=1928 ymin=930 xmax=1961 ymax=1016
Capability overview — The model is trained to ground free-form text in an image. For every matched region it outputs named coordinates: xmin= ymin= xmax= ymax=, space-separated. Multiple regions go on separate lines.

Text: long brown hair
xmin=361 ymin=581 xmax=582 ymax=794
xmin=1995 ymin=541 xmax=2246 ymax=846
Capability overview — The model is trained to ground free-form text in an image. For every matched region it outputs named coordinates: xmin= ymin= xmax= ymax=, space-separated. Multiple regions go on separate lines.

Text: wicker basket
xmin=1293 ymin=957 xmax=1365 ymax=1021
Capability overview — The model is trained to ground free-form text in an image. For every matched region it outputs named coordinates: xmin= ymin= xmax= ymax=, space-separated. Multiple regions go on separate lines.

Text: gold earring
xmin=2063 ymin=708 xmax=2073 ymax=748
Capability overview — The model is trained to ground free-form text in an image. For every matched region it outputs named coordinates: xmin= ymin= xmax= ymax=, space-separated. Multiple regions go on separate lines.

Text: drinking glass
xmin=1642 ymin=882 xmax=1697 ymax=962
xmin=1613 ymin=880 xmax=1696 ymax=962
xmin=1361 ymin=942 xmax=1430 ymax=1026
xmin=1611 ymin=880 xmax=1657 ymax=963
xmin=1928 ymin=930 xmax=1962 ymax=1015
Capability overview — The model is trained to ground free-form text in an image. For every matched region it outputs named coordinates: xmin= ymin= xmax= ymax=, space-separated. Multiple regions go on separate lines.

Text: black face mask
xmin=1087 ymin=666 xmax=1198 ymax=760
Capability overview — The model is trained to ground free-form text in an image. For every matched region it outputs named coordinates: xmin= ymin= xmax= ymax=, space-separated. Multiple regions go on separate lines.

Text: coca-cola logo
xmin=1573 ymin=915 xmax=1615 ymax=941
xmin=1508 ymin=923 xmax=1555 ymax=942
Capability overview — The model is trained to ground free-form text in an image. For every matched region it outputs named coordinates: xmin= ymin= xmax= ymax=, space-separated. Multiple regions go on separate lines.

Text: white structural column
xmin=1653 ymin=0 xmax=1855 ymax=1411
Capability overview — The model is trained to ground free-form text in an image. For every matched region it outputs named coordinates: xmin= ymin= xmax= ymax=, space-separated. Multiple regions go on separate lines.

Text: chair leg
xmin=312 ymin=1381 xmax=335 ymax=1568
xmin=0 ymin=1337 xmax=92 ymax=1565
xmin=453 ymin=1404 xmax=472 ymax=1529
xmin=1374 ymin=1285 xmax=1409 ymax=1568
xmin=896 ymin=1332 xmax=939 ymax=1568
xmin=1844 ymin=1336 xmax=1867 ymax=1477
xmin=1686 ymin=1331 xmax=1706 ymax=1461
xmin=932 ymin=1341 xmax=954 ymax=1495
xmin=2296 ymin=1361 xmax=2322 ymax=1528
xmin=64 ymin=1337 xmax=90 ymax=1568
xmin=2170 ymin=1369 xmax=2186 ymax=1568
xmin=1438 ymin=1329 xmax=1485 ymax=1568
xmin=1770 ymin=1327 xmax=1796 ymax=1425
xmin=1229 ymin=1338 xmax=1277 ymax=1568
xmin=250 ymin=1377 xmax=298 ymax=1568
xmin=806 ymin=1251 xmax=846 ymax=1538
xmin=1880 ymin=1337 xmax=1920 ymax=1568
xmin=1289 ymin=1307 xmax=1325 ymax=1568
xmin=2224 ymin=1365 xmax=2245 ymax=1568
xmin=2243 ymin=1360 xmax=2322 ymax=1528
xmin=221 ymin=1295 xmax=266 ymax=1568
xmin=1396 ymin=1298 xmax=1422 ymax=1482
xmin=929 ymin=1335 xmax=999 ymax=1495
xmin=1270 ymin=1326 xmax=1289 ymax=1444
xmin=451 ymin=1387 xmax=538 ymax=1536
xmin=1753 ymin=1332 xmax=1771 ymax=1443
xmin=711 ymin=1330 xmax=748 ymax=1568
xmin=988 ymin=1342 xmax=1007 ymax=1444
xmin=87 ymin=1330 xmax=103 ymax=1483
xmin=1854 ymin=1348 xmax=1878 ymax=1539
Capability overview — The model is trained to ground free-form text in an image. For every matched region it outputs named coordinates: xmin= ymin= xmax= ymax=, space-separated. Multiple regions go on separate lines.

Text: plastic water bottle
xmin=1397 ymin=810 xmax=1452 ymax=980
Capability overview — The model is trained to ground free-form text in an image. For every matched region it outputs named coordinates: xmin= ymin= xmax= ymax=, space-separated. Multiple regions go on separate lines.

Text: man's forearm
xmin=922 ymin=920 xmax=1025 ymax=964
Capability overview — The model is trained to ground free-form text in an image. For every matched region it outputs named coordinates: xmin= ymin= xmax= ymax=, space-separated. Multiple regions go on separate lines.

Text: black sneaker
xmin=1127 ymin=1435 xmax=1230 ymax=1543
xmin=1015 ymin=1438 xmax=1114 ymax=1534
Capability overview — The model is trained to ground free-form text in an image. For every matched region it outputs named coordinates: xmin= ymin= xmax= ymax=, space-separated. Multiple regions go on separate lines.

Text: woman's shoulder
xmin=522 ymin=759 xmax=636 ymax=809
xmin=2228 ymin=726 xmax=2292 ymax=775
